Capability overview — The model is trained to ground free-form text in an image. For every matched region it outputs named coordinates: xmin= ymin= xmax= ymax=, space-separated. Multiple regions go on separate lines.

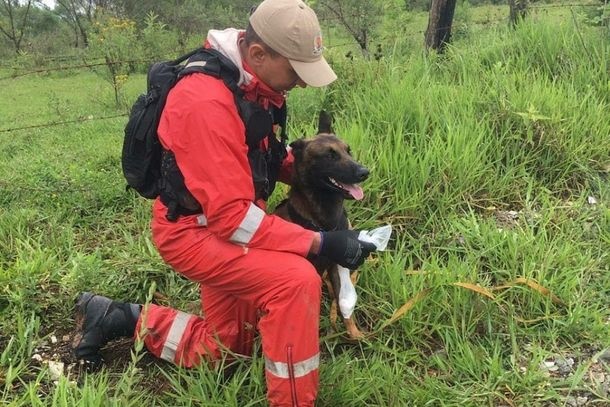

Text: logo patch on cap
xmin=313 ymin=32 xmax=324 ymax=56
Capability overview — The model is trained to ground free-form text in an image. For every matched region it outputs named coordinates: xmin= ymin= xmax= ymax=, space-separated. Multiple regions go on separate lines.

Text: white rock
xmin=576 ymin=396 xmax=588 ymax=406
xmin=587 ymin=196 xmax=597 ymax=205
xmin=50 ymin=335 xmax=58 ymax=344
xmin=48 ymin=361 xmax=64 ymax=381
xmin=31 ymin=354 xmax=43 ymax=362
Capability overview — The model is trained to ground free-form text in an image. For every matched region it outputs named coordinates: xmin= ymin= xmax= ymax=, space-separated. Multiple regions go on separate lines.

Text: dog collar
xmin=284 ymin=200 xmax=340 ymax=232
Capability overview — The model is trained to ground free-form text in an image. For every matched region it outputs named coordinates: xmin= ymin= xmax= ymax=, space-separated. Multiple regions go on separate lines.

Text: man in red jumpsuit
xmin=73 ymin=0 xmax=376 ymax=405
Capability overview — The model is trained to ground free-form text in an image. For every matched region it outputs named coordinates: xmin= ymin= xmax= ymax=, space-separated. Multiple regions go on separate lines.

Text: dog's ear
xmin=289 ymin=138 xmax=307 ymax=160
xmin=317 ymin=110 xmax=333 ymax=134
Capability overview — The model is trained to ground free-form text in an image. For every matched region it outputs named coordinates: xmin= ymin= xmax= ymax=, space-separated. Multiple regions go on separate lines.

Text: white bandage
xmin=337 ymin=266 xmax=357 ymax=319
xmin=338 ymin=225 xmax=392 ymax=319
xmin=358 ymin=224 xmax=392 ymax=251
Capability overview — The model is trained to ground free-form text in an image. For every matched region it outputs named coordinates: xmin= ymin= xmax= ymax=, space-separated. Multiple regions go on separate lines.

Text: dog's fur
xmin=274 ymin=111 xmax=369 ymax=339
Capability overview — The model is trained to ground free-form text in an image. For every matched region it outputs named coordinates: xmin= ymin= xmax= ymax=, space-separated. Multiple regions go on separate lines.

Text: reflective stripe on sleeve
xmin=265 ymin=352 xmax=320 ymax=379
xmin=229 ymin=202 xmax=265 ymax=245
xmin=160 ymin=311 xmax=192 ymax=363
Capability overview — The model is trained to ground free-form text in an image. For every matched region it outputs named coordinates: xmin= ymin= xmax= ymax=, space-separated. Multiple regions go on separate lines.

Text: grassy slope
xmin=1 ymin=5 xmax=609 ymax=406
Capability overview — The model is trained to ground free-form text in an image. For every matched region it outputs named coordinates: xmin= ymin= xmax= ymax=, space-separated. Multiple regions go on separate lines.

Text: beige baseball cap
xmin=249 ymin=0 xmax=337 ymax=87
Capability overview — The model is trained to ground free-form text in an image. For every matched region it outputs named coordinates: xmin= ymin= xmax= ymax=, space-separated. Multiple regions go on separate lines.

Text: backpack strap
xmin=172 ymin=47 xmax=205 ymax=65
xmin=181 ymin=48 xmax=282 ymax=159
xmin=271 ymin=102 xmax=288 ymax=148
xmin=179 ymin=48 xmax=243 ymax=96
xmin=160 ymin=48 xmax=288 ymax=218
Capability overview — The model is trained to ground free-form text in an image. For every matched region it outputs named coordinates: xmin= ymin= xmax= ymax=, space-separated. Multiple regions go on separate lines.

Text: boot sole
xmin=72 ymin=292 xmax=95 ymax=351
xmin=72 ymin=292 xmax=106 ymax=371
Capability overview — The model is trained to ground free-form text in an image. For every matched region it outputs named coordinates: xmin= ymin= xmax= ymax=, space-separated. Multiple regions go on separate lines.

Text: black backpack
xmin=122 ymin=48 xmax=203 ymax=199
xmin=122 ymin=48 xmax=288 ymax=218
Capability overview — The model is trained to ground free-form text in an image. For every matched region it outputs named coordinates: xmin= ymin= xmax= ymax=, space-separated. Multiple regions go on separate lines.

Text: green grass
xmin=1 ymin=5 xmax=609 ymax=406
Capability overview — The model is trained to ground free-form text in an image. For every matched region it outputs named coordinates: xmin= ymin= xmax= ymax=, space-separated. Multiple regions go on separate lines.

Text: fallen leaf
xmin=452 ymin=282 xmax=495 ymax=299
xmin=514 ymin=277 xmax=564 ymax=305
xmin=380 ymin=289 xmax=430 ymax=329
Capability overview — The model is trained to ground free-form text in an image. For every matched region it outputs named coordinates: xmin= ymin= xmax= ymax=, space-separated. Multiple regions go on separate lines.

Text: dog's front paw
xmin=343 ymin=318 xmax=366 ymax=341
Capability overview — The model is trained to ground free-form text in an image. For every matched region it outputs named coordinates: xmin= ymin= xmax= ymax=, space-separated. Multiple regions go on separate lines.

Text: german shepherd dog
xmin=275 ymin=111 xmax=369 ymax=340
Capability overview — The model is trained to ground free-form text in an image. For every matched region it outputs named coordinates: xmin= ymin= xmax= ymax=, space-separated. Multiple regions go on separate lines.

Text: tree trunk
xmin=357 ymin=29 xmax=369 ymax=58
xmin=76 ymin=17 xmax=89 ymax=47
xmin=72 ymin=24 xmax=80 ymax=48
xmin=0 ymin=0 xmax=33 ymax=53
xmin=508 ymin=0 xmax=529 ymax=27
xmin=57 ymin=0 xmax=89 ymax=48
xmin=424 ymin=0 xmax=457 ymax=52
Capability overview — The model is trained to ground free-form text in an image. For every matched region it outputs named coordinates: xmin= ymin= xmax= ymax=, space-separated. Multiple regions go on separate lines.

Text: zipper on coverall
xmin=287 ymin=344 xmax=298 ymax=407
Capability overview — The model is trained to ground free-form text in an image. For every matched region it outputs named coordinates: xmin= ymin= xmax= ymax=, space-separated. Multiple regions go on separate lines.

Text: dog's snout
xmin=356 ymin=166 xmax=370 ymax=182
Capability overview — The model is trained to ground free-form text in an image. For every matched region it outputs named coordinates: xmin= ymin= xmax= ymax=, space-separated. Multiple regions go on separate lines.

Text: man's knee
xmin=284 ymin=257 xmax=322 ymax=291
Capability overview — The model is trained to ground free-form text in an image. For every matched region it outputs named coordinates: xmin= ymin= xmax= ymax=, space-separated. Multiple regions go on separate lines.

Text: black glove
xmin=318 ymin=230 xmax=377 ymax=269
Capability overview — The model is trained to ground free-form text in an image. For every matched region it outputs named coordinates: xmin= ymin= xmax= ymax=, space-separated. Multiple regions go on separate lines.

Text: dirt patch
xmin=30 ymin=328 xmax=173 ymax=396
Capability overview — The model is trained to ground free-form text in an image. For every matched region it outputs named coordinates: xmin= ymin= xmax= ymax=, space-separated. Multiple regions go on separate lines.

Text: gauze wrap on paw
xmin=358 ymin=225 xmax=392 ymax=251
xmin=337 ymin=266 xmax=357 ymax=319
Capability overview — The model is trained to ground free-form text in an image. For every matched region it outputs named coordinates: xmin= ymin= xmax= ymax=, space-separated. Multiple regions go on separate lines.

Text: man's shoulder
xmin=170 ymin=72 xmax=235 ymax=105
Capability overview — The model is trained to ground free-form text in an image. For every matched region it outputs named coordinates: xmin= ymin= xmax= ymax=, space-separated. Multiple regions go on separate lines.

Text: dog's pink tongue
xmin=342 ymin=183 xmax=364 ymax=200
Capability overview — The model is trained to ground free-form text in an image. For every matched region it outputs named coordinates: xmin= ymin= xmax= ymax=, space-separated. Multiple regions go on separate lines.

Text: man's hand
xmin=317 ymin=230 xmax=377 ymax=269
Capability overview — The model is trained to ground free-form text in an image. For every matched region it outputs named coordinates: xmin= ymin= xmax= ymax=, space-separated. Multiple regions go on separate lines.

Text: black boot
xmin=73 ymin=292 xmax=140 ymax=371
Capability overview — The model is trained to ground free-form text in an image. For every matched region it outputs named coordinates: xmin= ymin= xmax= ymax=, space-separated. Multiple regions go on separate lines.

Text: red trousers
xmin=135 ymin=206 xmax=322 ymax=407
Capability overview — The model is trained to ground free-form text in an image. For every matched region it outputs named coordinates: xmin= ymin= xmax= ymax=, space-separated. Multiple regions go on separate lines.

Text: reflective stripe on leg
xmin=160 ymin=311 xmax=192 ymax=362
xmin=265 ymin=352 xmax=320 ymax=379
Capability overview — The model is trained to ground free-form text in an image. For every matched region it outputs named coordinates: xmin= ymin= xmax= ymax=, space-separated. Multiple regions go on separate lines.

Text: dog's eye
xmin=327 ymin=149 xmax=339 ymax=160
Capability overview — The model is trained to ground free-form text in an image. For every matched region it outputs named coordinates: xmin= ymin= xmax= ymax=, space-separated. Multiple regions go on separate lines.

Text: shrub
xmin=88 ymin=15 xmax=141 ymax=107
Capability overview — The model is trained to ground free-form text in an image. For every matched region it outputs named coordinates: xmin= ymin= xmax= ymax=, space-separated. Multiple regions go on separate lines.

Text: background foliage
xmin=1 ymin=1 xmax=609 ymax=406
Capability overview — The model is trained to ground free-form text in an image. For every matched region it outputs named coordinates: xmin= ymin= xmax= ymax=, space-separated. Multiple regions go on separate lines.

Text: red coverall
xmin=133 ymin=34 xmax=321 ymax=407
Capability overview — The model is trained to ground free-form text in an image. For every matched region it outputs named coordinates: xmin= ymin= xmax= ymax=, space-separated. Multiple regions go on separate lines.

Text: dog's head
xmin=289 ymin=111 xmax=369 ymax=200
